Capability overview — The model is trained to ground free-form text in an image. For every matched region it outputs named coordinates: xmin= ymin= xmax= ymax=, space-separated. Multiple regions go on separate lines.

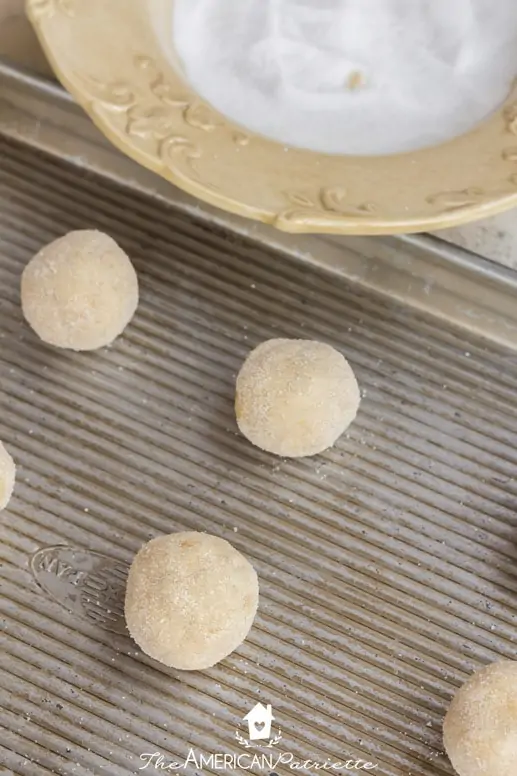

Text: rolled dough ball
xmin=235 ymin=338 xmax=360 ymax=457
xmin=21 ymin=230 xmax=139 ymax=351
xmin=0 ymin=442 xmax=15 ymax=510
xmin=443 ymin=660 xmax=517 ymax=776
xmin=124 ymin=532 xmax=259 ymax=670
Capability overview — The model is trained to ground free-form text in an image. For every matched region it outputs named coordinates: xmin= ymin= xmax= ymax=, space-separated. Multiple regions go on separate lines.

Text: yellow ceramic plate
xmin=27 ymin=0 xmax=517 ymax=235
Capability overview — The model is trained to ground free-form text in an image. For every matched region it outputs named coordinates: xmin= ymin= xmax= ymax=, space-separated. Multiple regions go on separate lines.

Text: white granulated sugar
xmin=173 ymin=0 xmax=517 ymax=155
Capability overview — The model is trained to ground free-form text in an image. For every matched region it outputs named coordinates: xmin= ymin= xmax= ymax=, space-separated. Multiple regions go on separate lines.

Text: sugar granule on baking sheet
xmin=173 ymin=0 xmax=517 ymax=155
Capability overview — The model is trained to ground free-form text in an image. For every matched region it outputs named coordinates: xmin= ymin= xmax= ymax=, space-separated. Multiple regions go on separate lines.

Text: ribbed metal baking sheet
xmin=1 ymin=133 xmax=517 ymax=776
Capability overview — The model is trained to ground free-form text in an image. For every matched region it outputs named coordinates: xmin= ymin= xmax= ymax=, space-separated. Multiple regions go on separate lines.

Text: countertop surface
xmin=2 ymin=0 xmax=516 ymax=267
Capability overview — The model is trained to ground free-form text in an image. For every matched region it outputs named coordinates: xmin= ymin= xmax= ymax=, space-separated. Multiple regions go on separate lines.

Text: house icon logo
xmin=244 ymin=703 xmax=274 ymax=740
xmin=235 ymin=703 xmax=282 ymax=749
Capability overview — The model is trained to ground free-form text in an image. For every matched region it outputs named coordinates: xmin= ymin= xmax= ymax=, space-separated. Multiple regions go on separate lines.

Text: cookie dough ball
xmin=21 ymin=230 xmax=139 ymax=351
xmin=443 ymin=660 xmax=517 ymax=776
xmin=0 ymin=442 xmax=15 ymax=510
xmin=235 ymin=338 xmax=360 ymax=457
xmin=124 ymin=532 xmax=259 ymax=670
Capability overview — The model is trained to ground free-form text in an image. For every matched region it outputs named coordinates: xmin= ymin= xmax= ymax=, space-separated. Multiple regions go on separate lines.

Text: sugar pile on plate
xmin=173 ymin=0 xmax=517 ymax=155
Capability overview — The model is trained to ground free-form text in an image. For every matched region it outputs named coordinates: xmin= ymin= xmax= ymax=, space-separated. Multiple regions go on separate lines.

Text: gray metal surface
xmin=1 ymin=102 xmax=517 ymax=776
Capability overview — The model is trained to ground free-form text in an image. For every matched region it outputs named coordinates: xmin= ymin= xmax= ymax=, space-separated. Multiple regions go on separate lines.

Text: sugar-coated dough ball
xmin=0 ymin=442 xmax=15 ymax=510
xmin=124 ymin=532 xmax=259 ymax=670
xmin=21 ymin=230 xmax=139 ymax=351
xmin=235 ymin=338 xmax=360 ymax=457
xmin=443 ymin=661 xmax=517 ymax=776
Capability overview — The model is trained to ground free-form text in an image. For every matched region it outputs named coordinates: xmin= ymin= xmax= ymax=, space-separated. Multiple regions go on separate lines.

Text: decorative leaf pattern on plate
xmin=277 ymin=187 xmax=376 ymax=226
xmin=426 ymin=175 xmax=517 ymax=213
xmin=160 ymin=136 xmax=202 ymax=178
xmin=151 ymin=80 xmax=189 ymax=109
xmin=85 ymin=79 xmax=135 ymax=110
xmin=184 ymin=102 xmax=221 ymax=132
xmin=126 ymin=103 xmax=175 ymax=140
xmin=504 ymin=103 xmax=517 ymax=136
xmin=502 ymin=147 xmax=517 ymax=162
xmin=74 ymin=55 xmax=229 ymax=180
xmin=233 ymin=132 xmax=250 ymax=147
